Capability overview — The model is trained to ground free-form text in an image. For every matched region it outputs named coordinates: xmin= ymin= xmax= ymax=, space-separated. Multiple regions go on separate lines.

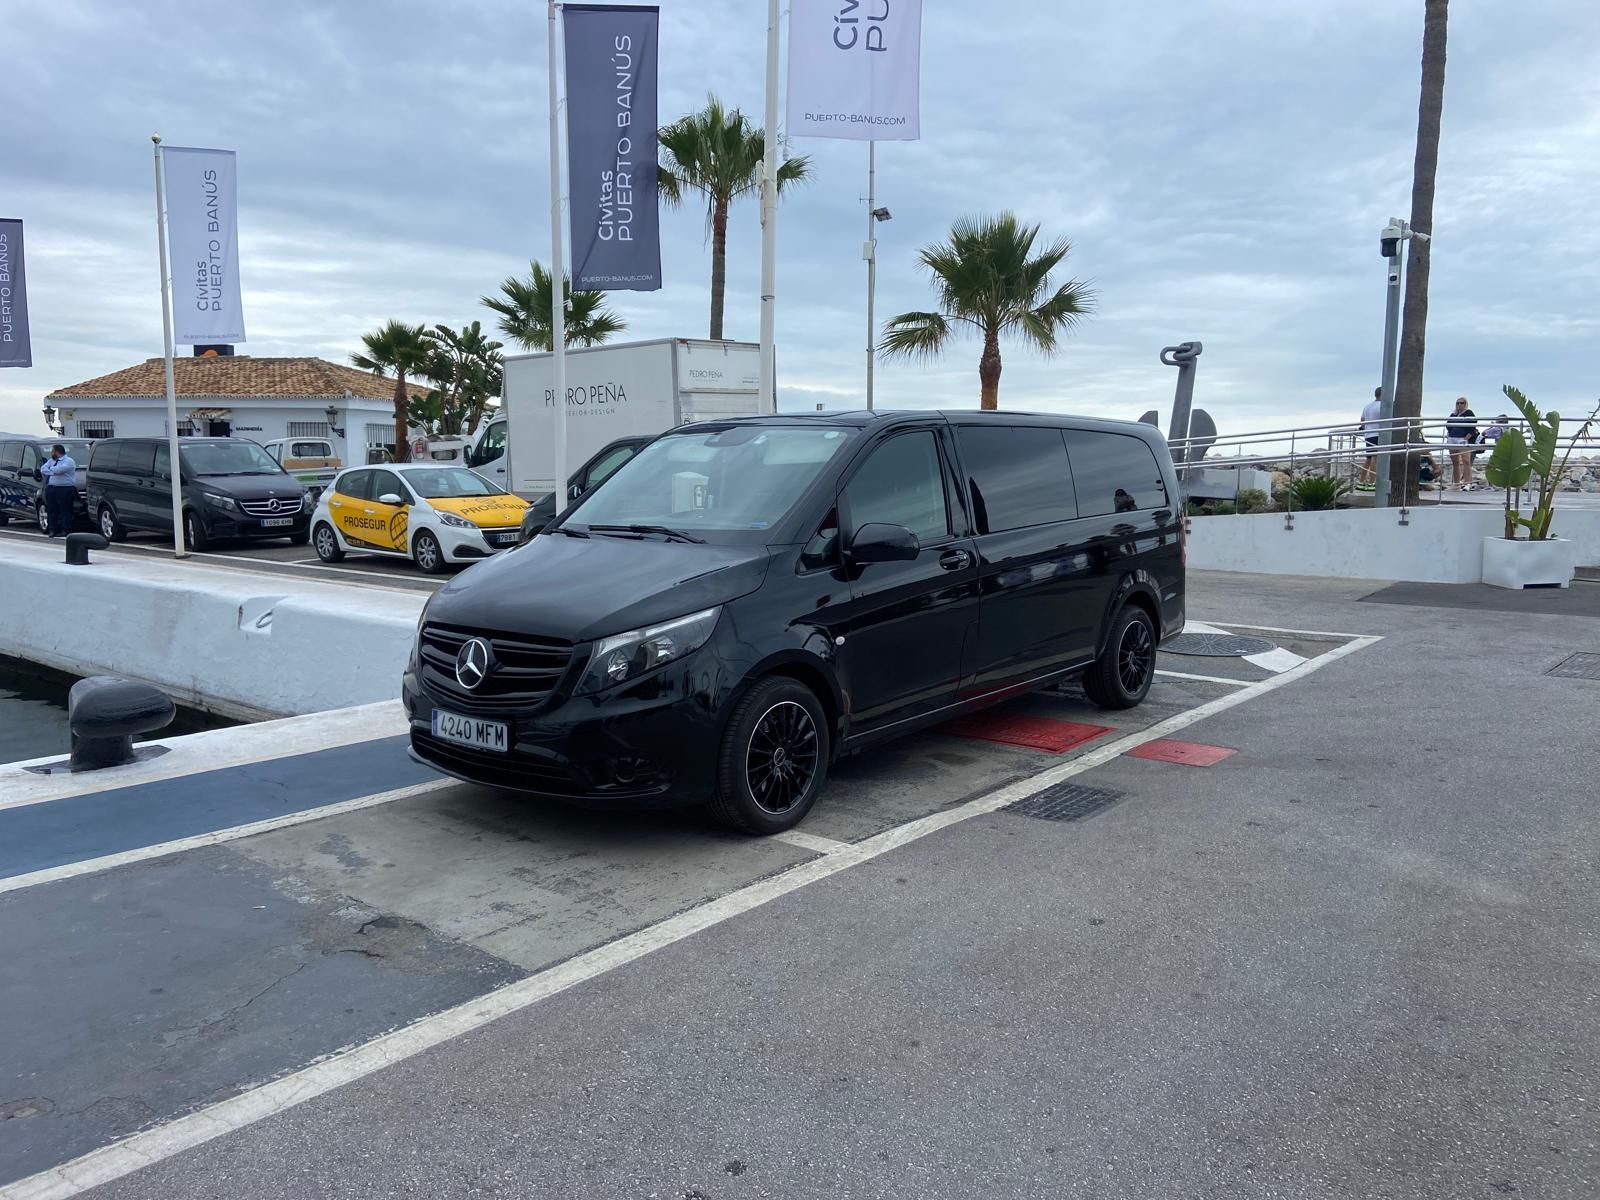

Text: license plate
xmin=431 ymin=709 xmax=508 ymax=752
xmin=260 ymin=517 xmax=294 ymax=527
xmin=492 ymin=532 xmax=519 ymax=546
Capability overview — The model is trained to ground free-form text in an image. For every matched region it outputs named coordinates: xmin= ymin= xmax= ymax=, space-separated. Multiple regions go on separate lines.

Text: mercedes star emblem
xmin=455 ymin=638 xmax=492 ymax=690
xmin=265 ymin=498 xmax=280 ymax=512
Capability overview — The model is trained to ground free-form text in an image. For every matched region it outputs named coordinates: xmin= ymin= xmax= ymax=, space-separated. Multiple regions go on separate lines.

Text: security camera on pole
xmin=1373 ymin=217 xmax=1429 ymax=508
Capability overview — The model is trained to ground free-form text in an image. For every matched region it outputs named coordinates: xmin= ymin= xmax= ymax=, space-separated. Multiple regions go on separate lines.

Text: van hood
xmin=425 ymin=532 xmax=772 ymax=644
xmin=188 ymin=472 xmax=308 ymax=502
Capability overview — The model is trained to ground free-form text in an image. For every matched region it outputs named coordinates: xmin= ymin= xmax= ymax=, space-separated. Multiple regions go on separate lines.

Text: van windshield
xmin=180 ymin=442 xmax=285 ymax=477
xmin=564 ymin=426 xmax=849 ymax=537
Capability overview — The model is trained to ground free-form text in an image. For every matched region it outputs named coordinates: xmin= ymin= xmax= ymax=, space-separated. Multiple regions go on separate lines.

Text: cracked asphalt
xmin=3 ymin=572 xmax=1598 ymax=1199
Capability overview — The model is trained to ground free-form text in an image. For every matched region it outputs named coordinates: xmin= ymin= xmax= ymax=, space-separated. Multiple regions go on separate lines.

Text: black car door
xmin=952 ymin=424 xmax=1096 ymax=690
xmin=0 ymin=442 xmax=22 ymax=516
xmin=830 ymin=426 xmax=980 ymax=735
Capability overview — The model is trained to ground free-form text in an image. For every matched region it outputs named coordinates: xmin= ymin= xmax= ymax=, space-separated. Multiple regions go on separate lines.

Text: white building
xmin=43 ymin=356 xmax=427 ymax=462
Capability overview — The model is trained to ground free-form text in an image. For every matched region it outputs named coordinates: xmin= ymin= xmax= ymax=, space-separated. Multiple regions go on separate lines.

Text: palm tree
xmin=658 ymin=96 xmax=811 ymax=340
xmin=422 ymin=321 xmax=504 ymax=435
xmin=1389 ymin=0 xmax=1449 ymax=506
xmin=481 ymin=261 xmax=625 ymax=352
xmin=880 ymin=213 xmax=1095 ymax=410
xmin=351 ymin=320 xmax=430 ymax=461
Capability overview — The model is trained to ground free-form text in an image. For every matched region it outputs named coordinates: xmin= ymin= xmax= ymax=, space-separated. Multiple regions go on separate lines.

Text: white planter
xmin=1481 ymin=536 xmax=1575 ymax=590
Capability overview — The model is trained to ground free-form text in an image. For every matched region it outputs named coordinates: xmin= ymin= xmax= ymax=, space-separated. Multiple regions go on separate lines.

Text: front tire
xmin=182 ymin=509 xmax=209 ymax=552
xmin=313 ymin=521 xmax=344 ymax=562
xmin=413 ymin=529 xmax=446 ymax=574
xmin=37 ymin=504 xmax=50 ymax=534
xmin=710 ymin=677 xmax=830 ymax=835
xmin=1082 ymin=605 xmax=1157 ymax=710
xmin=98 ymin=503 xmax=126 ymax=543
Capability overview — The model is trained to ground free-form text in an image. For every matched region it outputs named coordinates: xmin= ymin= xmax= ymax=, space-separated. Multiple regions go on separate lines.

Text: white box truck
xmin=470 ymin=338 xmax=769 ymax=497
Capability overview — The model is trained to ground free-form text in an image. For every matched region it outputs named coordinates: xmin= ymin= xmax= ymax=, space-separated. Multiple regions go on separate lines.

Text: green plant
xmin=1288 ymin=476 xmax=1350 ymax=511
xmin=658 ymin=95 xmax=811 ymax=340
xmin=880 ymin=212 xmax=1094 ymax=410
xmin=1495 ymin=385 xmax=1600 ymax=541
xmin=351 ymin=320 xmax=431 ymax=461
xmin=1185 ymin=500 xmax=1206 ymax=518
xmin=482 ymin=261 xmax=626 ymax=352
xmin=1235 ymin=487 xmax=1271 ymax=514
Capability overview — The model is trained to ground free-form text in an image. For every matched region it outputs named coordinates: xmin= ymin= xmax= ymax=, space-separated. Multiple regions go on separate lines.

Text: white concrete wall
xmin=0 ymin=540 xmax=424 ymax=719
xmin=1187 ymin=505 xmax=1600 ymax=582
xmin=59 ymin=397 xmax=394 ymax=465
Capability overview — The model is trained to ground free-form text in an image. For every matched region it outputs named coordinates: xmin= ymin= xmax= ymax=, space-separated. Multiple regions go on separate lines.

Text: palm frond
xmin=879 ymin=311 xmax=953 ymax=361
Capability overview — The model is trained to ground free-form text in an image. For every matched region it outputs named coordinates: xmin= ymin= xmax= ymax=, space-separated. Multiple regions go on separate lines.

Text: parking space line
xmin=0 ymin=779 xmax=455 ymax=897
xmin=1210 ymin=620 xmax=1373 ymax=641
xmin=772 ymin=829 xmax=850 ymax=855
xmin=0 ymin=631 xmax=1382 ymax=1200
xmin=1154 ymin=669 xmax=1254 ymax=687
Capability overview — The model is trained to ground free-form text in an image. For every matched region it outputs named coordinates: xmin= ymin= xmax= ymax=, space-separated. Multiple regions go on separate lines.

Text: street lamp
xmin=322 ymin=404 xmax=346 ymax=437
xmin=865 ymin=157 xmax=892 ymax=412
xmin=1372 ymin=217 xmax=1430 ymax=507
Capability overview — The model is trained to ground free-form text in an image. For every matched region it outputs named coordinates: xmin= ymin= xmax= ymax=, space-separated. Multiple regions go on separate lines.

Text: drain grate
xmin=1162 ymin=632 xmax=1276 ymax=658
xmin=1005 ymin=783 xmax=1124 ymax=823
xmin=1546 ymin=653 xmax=1600 ymax=680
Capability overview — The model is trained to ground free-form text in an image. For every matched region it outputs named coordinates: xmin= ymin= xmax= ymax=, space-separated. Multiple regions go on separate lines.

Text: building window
xmin=288 ymin=421 xmax=332 ymax=439
xmin=78 ymin=421 xmax=115 ymax=440
xmin=166 ymin=419 xmax=197 ymax=437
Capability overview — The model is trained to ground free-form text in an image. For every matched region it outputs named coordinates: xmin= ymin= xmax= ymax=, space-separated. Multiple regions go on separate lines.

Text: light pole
xmin=864 ymin=144 xmax=891 ymax=411
xmin=1373 ymin=217 xmax=1428 ymax=507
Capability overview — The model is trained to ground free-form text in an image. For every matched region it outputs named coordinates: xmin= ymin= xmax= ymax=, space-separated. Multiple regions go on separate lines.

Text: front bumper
xmin=437 ymin=523 xmax=522 ymax=561
xmin=204 ymin=511 xmax=311 ymax=540
xmin=402 ymin=650 xmax=727 ymax=809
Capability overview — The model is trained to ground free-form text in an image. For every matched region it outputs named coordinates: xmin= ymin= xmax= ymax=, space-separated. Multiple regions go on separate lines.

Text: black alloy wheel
xmin=711 ymin=677 xmax=831 ymax=835
xmin=1082 ymin=604 xmax=1157 ymax=710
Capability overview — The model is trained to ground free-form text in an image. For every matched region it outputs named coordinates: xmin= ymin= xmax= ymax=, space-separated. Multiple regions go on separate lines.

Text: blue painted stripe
xmin=0 ymin=736 xmax=438 ymax=879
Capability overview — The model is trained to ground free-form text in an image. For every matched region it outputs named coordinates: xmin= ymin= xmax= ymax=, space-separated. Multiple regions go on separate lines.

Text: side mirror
xmin=378 ymin=492 xmax=404 ymax=505
xmin=847 ymin=522 xmax=920 ymax=564
xmin=569 ymin=481 xmax=584 ymax=500
xmin=32 ymin=469 xmax=43 ymax=482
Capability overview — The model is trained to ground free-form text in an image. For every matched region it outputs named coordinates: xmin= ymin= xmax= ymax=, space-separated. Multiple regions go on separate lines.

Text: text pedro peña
xmin=597 ymin=35 xmax=640 ymax=243
xmin=192 ymin=169 xmax=228 ymax=313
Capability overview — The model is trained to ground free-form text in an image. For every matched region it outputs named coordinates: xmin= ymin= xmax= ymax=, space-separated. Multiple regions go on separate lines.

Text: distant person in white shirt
xmin=39 ymin=444 xmax=78 ymax=537
xmin=1358 ymin=387 xmax=1383 ymax=489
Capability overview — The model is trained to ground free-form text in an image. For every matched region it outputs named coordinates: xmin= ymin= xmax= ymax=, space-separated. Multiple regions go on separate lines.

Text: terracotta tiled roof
xmin=46 ymin=357 xmax=429 ymax=402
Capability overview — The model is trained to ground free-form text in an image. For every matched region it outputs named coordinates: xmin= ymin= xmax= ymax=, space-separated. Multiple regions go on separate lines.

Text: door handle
xmin=364 ymin=508 xmax=375 ymax=515
xmin=939 ymin=548 xmax=972 ymax=571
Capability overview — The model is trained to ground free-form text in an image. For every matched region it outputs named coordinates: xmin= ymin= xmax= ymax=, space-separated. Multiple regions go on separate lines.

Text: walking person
xmin=1358 ymin=386 xmax=1383 ymax=489
xmin=1445 ymin=397 xmax=1479 ymax=491
xmin=39 ymin=443 xmax=78 ymax=537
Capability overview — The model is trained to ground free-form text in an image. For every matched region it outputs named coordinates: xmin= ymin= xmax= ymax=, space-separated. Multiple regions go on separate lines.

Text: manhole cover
xmin=1005 ymin=783 xmax=1123 ymax=823
xmin=1547 ymin=653 xmax=1600 ymax=680
xmin=1162 ymin=632 xmax=1276 ymax=657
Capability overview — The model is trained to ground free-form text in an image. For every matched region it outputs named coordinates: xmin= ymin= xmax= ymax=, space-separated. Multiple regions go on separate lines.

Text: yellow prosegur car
xmin=310 ymin=463 xmax=529 ymax=574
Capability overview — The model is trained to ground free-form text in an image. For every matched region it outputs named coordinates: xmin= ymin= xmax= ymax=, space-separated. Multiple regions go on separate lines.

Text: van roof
xmin=686 ymin=409 xmax=1165 ymax=439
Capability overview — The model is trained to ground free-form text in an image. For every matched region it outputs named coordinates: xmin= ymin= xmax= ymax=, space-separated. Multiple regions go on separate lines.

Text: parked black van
xmin=407 ymin=411 xmax=1185 ymax=834
xmin=87 ymin=437 xmax=311 ymax=549
xmin=0 ymin=437 xmax=93 ymax=533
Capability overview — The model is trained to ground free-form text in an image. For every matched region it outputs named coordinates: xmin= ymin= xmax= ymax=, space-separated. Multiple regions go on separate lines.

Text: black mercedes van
xmin=87 ymin=437 xmax=311 ymax=549
xmin=407 ymin=411 xmax=1185 ymax=834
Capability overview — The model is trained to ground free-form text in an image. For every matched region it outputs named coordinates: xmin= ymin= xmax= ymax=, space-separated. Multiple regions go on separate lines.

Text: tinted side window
xmin=1064 ymin=431 xmax=1169 ymax=516
xmin=154 ymin=444 xmax=171 ymax=479
xmin=843 ymin=431 xmax=950 ymax=544
xmin=370 ymin=470 xmax=409 ymax=503
xmin=20 ymin=445 xmax=39 ymax=472
xmin=955 ymin=426 xmax=1077 ymax=534
xmin=89 ymin=442 xmax=118 ymax=471
xmin=338 ymin=470 xmax=372 ymax=501
xmin=474 ymin=423 xmax=507 ymax=465
xmin=585 ymin=444 xmax=636 ymax=489
xmin=121 ymin=443 xmax=157 ymax=478
xmin=0 ymin=443 xmax=21 ymax=471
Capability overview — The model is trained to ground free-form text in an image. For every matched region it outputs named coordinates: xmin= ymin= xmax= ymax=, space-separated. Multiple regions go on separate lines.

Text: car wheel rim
xmin=185 ymin=517 xmax=198 ymax=545
xmin=316 ymin=527 xmax=336 ymax=558
xmin=417 ymin=538 xmax=437 ymax=569
xmin=39 ymin=507 xmax=49 ymax=533
xmin=746 ymin=700 xmax=819 ymax=816
xmin=1118 ymin=618 xmax=1154 ymax=695
xmin=100 ymin=510 xmax=114 ymax=538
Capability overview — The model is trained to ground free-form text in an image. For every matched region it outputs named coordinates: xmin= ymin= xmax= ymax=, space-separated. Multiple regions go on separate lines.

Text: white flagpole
xmin=151 ymin=134 xmax=187 ymax=558
xmin=549 ymin=0 xmax=570 ymax=515
xmin=758 ymin=0 xmax=780 ymax=413
xmin=865 ymin=141 xmax=877 ymax=411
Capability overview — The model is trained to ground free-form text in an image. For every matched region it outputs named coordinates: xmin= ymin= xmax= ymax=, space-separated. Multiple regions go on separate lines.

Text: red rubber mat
xmin=938 ymin=713 xmax=1113 ymax=754
xmin=1126 ymin=739 xmax=1237 ymax=767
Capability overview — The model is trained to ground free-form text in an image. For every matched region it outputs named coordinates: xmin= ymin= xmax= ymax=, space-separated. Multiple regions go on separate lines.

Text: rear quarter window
xmin=1064 ymin=431 xmax=1169 ymax=516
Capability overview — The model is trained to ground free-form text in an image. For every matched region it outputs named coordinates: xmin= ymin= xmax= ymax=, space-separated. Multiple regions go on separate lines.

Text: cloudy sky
xmin=5 ymin=0 xmax=1599 ymax=441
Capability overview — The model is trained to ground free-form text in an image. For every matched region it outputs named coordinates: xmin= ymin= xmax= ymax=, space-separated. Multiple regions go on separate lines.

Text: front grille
xmin=418 ymin=622 xmax=577 ymax=714
xmin=412 ymin=730 xmax=582 ymax=793
xmin=239 ymin=495 xmax=304 ymax=517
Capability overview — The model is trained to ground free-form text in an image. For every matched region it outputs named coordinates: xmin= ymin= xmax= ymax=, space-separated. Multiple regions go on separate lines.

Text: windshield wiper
xmin=587 ymin=523 xmax=706 ymax=544
xmin=546 ymin=524 xmax=590 ymax=538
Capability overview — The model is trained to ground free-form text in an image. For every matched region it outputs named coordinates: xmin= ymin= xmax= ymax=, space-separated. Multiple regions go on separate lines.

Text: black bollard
xmin=68 ymin=677 xmax=176 ymax=771
xmin=64 ymin=531 xmax=110 ymax=566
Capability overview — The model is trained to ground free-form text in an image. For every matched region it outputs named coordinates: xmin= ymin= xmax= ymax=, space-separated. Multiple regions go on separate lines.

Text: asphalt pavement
xmin=3 ymin=571 xmax=1598 ymax=1199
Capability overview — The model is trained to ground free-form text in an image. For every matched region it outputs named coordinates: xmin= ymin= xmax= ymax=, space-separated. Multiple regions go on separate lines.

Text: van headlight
xmin=202 ymin=491 xmax=239 ymax=512
xmin=576 ymin=607 xmax=720 ymax=695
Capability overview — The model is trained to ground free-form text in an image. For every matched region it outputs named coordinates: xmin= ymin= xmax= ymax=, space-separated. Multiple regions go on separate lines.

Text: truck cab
xmin=262 ymin=438 xmax=341 ymax=501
